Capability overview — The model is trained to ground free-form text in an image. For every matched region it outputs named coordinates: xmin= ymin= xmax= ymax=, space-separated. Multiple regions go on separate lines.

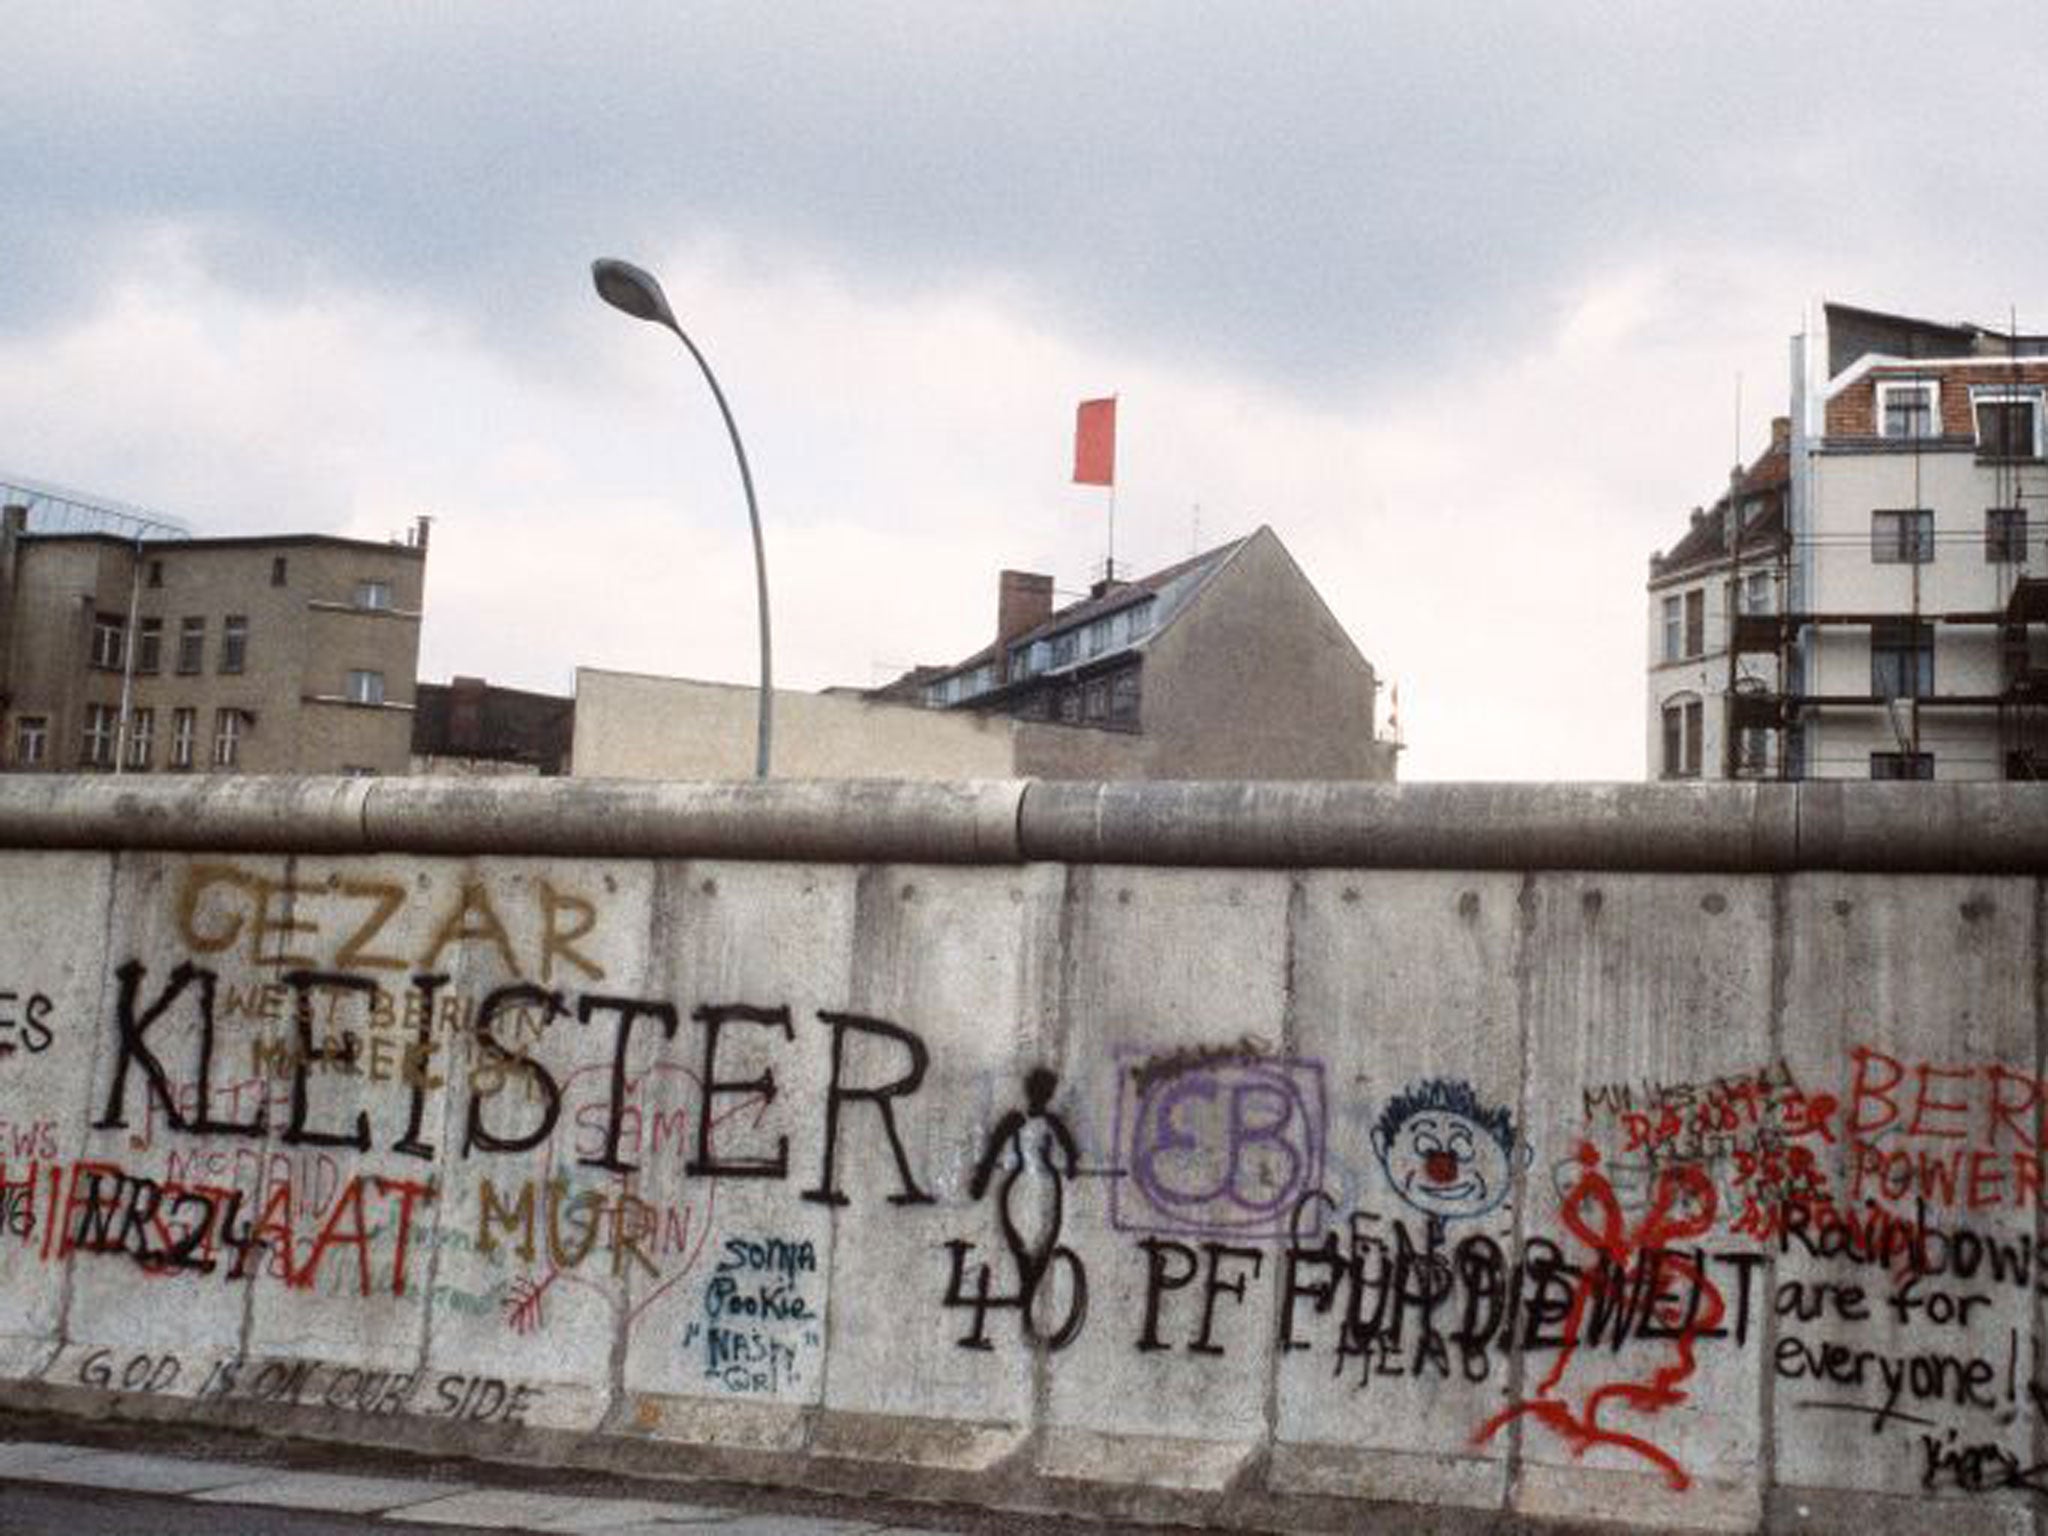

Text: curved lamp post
xmin=592 ymin=257 xmax=772 ymax=778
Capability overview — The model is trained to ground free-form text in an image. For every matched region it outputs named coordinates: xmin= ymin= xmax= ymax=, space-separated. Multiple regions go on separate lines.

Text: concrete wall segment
xmin=7 ymin=782 xmax=2048 ymax=1533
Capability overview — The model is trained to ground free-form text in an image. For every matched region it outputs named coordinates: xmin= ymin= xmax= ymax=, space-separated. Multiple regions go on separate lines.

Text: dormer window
xmin=1973 ymin=391 xmax=2043 ymax=460
xmin=1877 ymin=379 xmax=1937 ymax=440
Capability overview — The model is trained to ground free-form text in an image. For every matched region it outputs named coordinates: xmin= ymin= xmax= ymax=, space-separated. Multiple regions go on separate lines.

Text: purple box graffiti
xmin=1111 ymin=1048 xmax=1325 ymax=1240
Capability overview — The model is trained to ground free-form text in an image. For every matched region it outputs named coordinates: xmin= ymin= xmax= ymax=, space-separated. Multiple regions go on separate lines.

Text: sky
xmin=6 ymin=3 xmax=2048 ymax=780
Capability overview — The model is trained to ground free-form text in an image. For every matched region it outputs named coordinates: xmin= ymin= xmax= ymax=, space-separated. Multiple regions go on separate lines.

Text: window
xmin=177 ymin=617 xmax=205 ymax=674
xmin=1683 ymin=589 xmax=1704 ymax=657
xmin=1661 ymin=595 xmax=1683 ymax=662
xmin=89 ymin=613 xmax=125 ymax=671
xmin=1988 ymin=507 xmax=2028 ymax=565
xmin=1975 ymin=393 xmax=2042 ymax=459
xmin=1660 ymin=698 xmax=1704 ymax=779
xmin=355 ymin=579 xmax=393 ymax=611
xmin=1051 ymin=631 xmax=1077 ymax=668
xmin=271 ymin=556 xmax=289 ymax=587
xmin=81 ymin=704 xmax=116 ymax=769
xmin=14 ymin=716 xmax=47 ymax=768
xmin=1741 ymin=570 xmax=1774 ymax=615
xmin=146 ymin=559 xmax=163 ymax=589
xmin=345 ymin=669 xmax=386 ymax=706
xmin=1872 ymin=620 xmax=1934 ymax=700
xmin=136 ymin=618 xmax=162 ymax=674
xmin=1871 ymin=752 xmax=1934 ymax=781
xmin=1083 ymin=679 xmax=1110 ymax=722
xmin=1871 ymin=509 xmax=1934 ymax=564
xmin=212 ymin=708 xmax=243 ymax=768
xmin=1739 ymin=727 xmax=1770 ymax=776
xmin=1109 ymin=669 xmax=1141 ymax=726
xmin=220 ymin=615 xmax=248 ymax=674
xmin=1877 ymin=380 xmax=1937 ymax=440
xmin=126 ymin=707 xmax=153 ymax=769
xmin=170 ymin=708 xmax=196 ymax=770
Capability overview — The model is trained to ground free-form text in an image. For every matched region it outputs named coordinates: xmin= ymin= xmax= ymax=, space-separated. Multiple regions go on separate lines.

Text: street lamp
xmin=592 ymin=257 xmax=773 ymax=779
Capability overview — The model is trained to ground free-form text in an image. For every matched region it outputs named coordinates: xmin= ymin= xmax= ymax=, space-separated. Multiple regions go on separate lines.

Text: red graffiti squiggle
xmin=1473 ymin=1143 xmax=1723 ymax=1491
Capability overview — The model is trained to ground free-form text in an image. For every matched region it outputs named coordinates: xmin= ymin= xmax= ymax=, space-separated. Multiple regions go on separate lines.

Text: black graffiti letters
xmin=463 ymin=985 xmax=567 ymax=1155
xmin=685 ymin=1004 xmax=789 ymax=1180
xmin=1137 ymin=1237 xmax=1264 ymax=1355
xmin=94 ymin=963 xmax=935 ymax=1207
xmin=802 ymin=1011 xmax=933 ymax=1207
xmin=0 ymin=990 xmax=54 ymax=1057
xmin=577 ymin=994 xmax=682 ymax=1174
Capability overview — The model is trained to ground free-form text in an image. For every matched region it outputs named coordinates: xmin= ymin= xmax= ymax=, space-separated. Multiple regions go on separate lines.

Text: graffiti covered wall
xmin=2 ymin=779 xmax=2044 ymax=1535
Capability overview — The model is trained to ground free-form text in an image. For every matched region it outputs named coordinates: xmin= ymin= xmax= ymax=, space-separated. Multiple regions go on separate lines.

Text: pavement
xmin=0 ymin=1416 xmax=1231 ymax=1536
xmin=0 ymin=1436 xmax=946 ymax=1536
xmin=0 ymin=1424 xmax=972 ymax=1536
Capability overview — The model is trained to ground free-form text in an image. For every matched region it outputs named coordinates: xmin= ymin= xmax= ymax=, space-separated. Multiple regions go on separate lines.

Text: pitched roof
xmin=870 ymin=533 xmax=1252 ymax=699
xmin=1649 ymin=435 xmax=1790 ymax=582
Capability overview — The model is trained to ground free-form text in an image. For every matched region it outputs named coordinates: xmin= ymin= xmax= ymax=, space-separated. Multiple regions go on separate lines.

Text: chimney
xmin=996 ymin=570 xmax=1054 ymax=679
xmin=413 ymin=514 xmax=433 ymax=552
xmin=449 ymin=675 xmax=485 ymax=752
xmin=1770 ymin=415 xmax=1790 ymax=450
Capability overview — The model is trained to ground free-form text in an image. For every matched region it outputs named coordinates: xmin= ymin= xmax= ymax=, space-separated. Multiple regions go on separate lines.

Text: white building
xmin=1645 ymin=421 xmax=1790 ymax=780
xmin=1648 ymin=303 xmax=2048 ymax=782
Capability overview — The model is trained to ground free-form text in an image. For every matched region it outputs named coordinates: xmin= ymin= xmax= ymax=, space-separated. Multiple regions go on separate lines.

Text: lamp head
xmin=592 ymin=258 xmax=679 ymax=331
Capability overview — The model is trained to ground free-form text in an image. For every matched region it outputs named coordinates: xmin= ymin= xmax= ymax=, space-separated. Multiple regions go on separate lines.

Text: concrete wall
xmin=2 ymin=776 xmax=2047 ymax=1535
xmin=573 ymin=667 xmax=1019 ymax=779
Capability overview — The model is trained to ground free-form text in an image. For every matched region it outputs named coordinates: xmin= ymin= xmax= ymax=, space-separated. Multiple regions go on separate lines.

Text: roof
xmin=14 ymin=530 xmax=427 ymax=559
xmin=1825 ymin=300 xmax=2048 ymax=379
xmin=1649 ymin=433 xmax=1791 ymax=582
xmin=872 ymin=534 xmax=1252 ymax=699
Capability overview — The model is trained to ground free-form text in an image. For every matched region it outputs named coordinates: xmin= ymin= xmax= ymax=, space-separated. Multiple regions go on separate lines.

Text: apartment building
xmin=1648 ymin=303 xmax=2048 ymax=781
xmin=576 ymin=527 xmax=1397 ymax=782
xmin=0 ymin=504 xmax=428 ymax=775
xmin=1646 ymin=421 xmax=1791 ymax=779
xmin=871 ymin=526 xmax=1399 ymax=781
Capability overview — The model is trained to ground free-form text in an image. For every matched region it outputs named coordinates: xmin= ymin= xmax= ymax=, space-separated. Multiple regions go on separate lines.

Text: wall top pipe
xmin=0 ymin=776 xmax=2041 ymax=873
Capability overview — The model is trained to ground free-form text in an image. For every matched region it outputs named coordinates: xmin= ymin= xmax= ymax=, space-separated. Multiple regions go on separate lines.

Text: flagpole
xmin=1106 ymin=391 xmax=1118 ymax=582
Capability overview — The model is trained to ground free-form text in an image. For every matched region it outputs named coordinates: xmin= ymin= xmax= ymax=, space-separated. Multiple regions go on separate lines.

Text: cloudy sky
xmin=7 ymin=4 xmax=2048 ymax=779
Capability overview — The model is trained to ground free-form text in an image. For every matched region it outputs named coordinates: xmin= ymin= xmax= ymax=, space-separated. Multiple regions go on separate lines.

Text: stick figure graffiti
xmin=942 ymin=1066 xmax=1089 ymax=1350
xmin=1372 ymin=1077 xmax=1524 ymax=1227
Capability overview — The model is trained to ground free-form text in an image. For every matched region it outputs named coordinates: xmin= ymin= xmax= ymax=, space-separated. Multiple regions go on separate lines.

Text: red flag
xmin=1073 ymin=397 xmax=1116 ymax=486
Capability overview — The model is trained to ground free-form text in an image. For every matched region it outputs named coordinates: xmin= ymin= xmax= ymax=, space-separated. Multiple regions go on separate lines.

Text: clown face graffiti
xmin=1371 ymin=1078 xmax=1519 ymax=1222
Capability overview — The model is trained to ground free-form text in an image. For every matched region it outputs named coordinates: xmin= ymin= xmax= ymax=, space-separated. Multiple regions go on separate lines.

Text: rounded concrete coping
xmin=0 ymin=776 xmax=2043 ymax=872
xmin=0 ymin=777 xmax=1026 ymax=863
xmin=1019 ymin=780 xmax=2048 ymax=872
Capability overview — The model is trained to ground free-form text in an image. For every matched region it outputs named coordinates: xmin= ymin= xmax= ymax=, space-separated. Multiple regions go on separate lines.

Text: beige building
xmin=568 ymin=527 xmax=1397 ymax=783
xmin=572 ymin=670 xmax=1019 ymax=779
xmin=0 ymin=505 xmax=428 ymax=776
xmin=878 ymin=526 xmax=1397 ymax=780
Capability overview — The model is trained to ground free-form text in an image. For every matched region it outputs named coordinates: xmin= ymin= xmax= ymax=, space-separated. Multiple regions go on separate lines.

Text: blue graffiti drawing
xmin=1372 ymin=1078 xmax=1523 ymax=1224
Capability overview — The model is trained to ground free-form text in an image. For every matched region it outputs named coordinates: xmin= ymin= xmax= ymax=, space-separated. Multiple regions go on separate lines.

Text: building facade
xmin=0 ymin=506 xmax=428 ymax=776
xmin=875 ymin=526 xmax=1399 ymax=781
xmin=573 ymin=527 xmax=1397 ymax=782
xmin=1648 ymin=303 xmax=2048 ymax=782
xmin=1645 ymin=421 xmax=1791 ymax=779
